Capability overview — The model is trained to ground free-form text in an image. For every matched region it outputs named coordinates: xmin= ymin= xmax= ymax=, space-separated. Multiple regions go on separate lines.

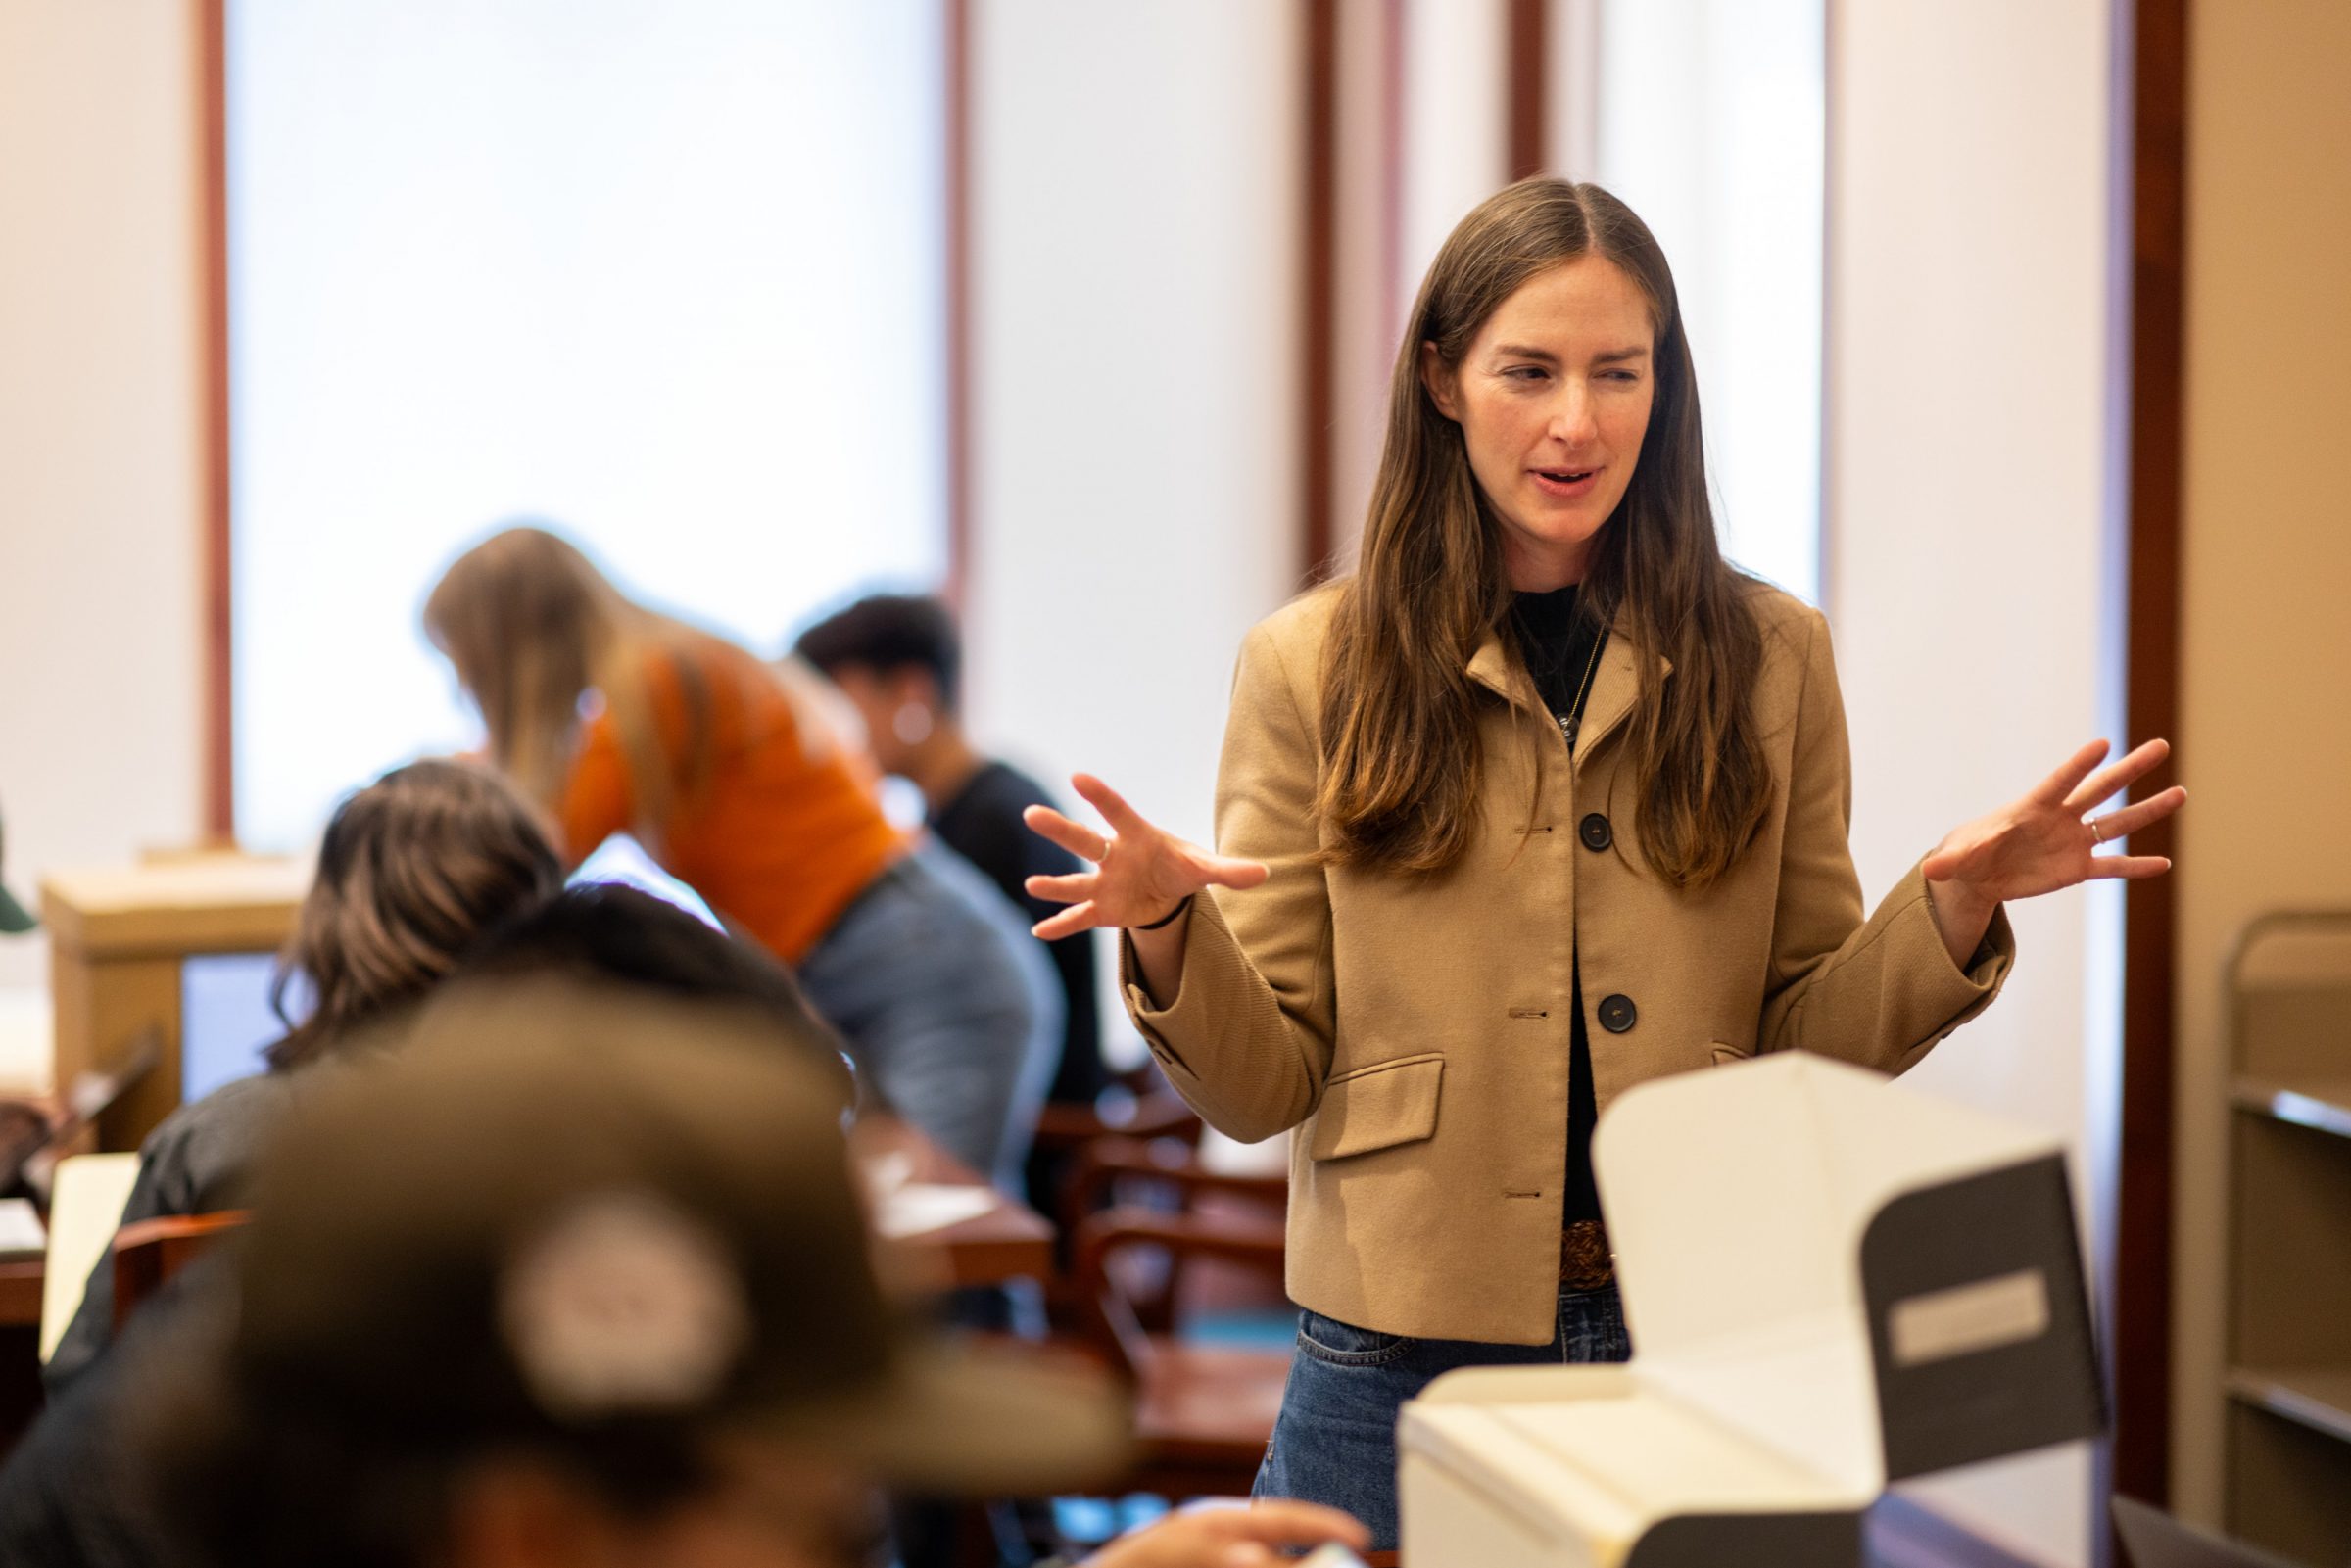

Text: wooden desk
xmin=853 ymin=1116 xmax=1054 ymax=1290
xmin=42 ymin=856 xmax=310 ymax=1151
xmin=0 ymin=1116 xmax=1054 ymax=1339
xmin=0 ymin=1259 xmax=41 ymax=1328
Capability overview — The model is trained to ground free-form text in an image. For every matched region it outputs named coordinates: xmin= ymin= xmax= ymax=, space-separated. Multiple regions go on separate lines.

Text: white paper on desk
xmin=0 ymin=989 xmax=54 ymax=1097
xmin=875 ymin=1184 xmax=996 ymax=1238
xmin=0 ymin=1197 xmax=44 ymax=1258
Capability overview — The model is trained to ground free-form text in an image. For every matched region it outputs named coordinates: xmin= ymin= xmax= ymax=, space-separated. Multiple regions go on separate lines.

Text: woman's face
xmin=1421 ymin=254 xmax=1657 ymax=592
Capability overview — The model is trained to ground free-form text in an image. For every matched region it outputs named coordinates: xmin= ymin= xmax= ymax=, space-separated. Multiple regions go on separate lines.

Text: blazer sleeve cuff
xmin=1117 ymin=891 xmax=1241 ymax=1090
xmin=1898 ymin=859 xmax=2016 ymax=1038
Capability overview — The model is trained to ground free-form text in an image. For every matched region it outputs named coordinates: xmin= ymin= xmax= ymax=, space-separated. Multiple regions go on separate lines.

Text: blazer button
xmin=1579 ymin=813 xmax=1613 ymax=851
xmin=1598 ymin=994 xmax=1638 ymax=1033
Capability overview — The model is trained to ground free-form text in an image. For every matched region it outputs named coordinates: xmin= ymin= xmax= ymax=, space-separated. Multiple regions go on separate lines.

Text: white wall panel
xmin=966 ymin=0 xmax=1300 ymax=860
xmin=0 ymin=1 xmax=205 ymax=992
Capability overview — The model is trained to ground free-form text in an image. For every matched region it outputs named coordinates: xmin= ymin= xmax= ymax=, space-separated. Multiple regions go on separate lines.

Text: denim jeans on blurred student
xmin=1255 ymin=1283 xmax=1633 ymax=1552
xmin=798 ymin=839 xmax=1060 ymax=1193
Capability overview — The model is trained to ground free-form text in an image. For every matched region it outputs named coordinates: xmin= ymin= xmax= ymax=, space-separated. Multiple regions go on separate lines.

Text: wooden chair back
xmin=112 ymin=1211 xmax=247 ymax=1331
xmin=1067 ymin=1203 xmax=1291 ymax=1501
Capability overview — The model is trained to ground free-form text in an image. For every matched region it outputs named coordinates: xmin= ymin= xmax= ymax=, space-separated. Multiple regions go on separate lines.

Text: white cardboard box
xmin=1397 ymin=1053 xmax=2103 ymax=1567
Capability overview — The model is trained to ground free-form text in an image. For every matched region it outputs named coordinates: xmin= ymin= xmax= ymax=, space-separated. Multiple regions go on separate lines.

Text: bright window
xmin=228 ymin=0 xmax=947 ymax=848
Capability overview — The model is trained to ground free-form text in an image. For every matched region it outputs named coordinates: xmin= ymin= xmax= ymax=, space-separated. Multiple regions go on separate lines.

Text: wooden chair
xmin=1069 ymin=1198 xmax=1292 ymax=1500
xmin=111 ymin=1211 xmax=246 ymax=1330
xmin=1060 ymin=1135 xmax=1286 ymax=1336
xmin=1029 ymin=1065 xmax=1205 ymax=1237
xmin=1061 ymin=1134 xmax=1286 ymax=1240
xmin=1039 ymin=1062 xmax=1283 ymax=1324
xmin=1023 ymin=1064 xmax=1210 ymax=1328
xmin=1031 ymin=1061 xmax=1204 ymax=1150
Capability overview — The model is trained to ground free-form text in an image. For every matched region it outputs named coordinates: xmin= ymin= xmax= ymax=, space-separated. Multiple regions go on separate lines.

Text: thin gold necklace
xmin=1558 ymin=619 xmax=1606 ymax=750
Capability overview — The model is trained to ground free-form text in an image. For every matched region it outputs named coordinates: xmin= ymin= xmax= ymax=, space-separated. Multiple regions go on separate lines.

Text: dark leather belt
xmin=1559 ymin=1218 xmax=1613 ymax=1291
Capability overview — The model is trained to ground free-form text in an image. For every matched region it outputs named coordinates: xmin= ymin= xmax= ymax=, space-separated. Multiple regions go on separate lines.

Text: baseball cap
xmin=222 ymin=977 xmax=1129 ymax=1494
xmin=0 ymin=801 xmax=33 ymax=934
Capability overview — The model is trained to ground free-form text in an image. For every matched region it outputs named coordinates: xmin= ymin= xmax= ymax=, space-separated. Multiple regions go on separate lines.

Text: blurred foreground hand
xmin=1080 ymin=1499 xmax=1369 ymax=1568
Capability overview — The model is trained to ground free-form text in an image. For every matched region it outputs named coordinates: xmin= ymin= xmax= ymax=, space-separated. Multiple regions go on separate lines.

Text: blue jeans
xmin=798 ymin=841 xmax=1061 ymax=1191
xmin=1255 ymin=1284 xmax=1632 ymax=1552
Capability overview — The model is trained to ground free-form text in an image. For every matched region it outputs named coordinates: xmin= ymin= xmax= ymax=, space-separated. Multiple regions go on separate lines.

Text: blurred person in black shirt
xmin=796 ymin=595 xmax=1108 ymax=1137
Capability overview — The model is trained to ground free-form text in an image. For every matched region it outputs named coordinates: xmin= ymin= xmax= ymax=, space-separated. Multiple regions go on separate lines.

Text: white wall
xmin=0 ymin=1 xmax=206 ymax=993
xmin=964 ymin=0 xmax=1300 ymax=883
xmin=1826 ymin=1 xmax=2121 ymax=1562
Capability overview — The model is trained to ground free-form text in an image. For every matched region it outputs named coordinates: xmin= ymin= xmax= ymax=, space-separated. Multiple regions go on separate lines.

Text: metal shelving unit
xmin=2223 ymin=912 xmax=2351 ymax=1563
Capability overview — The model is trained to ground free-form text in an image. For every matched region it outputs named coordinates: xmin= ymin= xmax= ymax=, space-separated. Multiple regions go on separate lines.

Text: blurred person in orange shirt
xmin=425 ymin=527 xmax=1056 ymax=1192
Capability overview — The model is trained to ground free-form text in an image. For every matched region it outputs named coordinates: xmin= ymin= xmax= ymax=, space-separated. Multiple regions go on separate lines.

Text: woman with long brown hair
xmin=422 ymin=528 xmax=1059 ymax=1193
xmin=1024 ymin=177 xmax=2183 ymax=1545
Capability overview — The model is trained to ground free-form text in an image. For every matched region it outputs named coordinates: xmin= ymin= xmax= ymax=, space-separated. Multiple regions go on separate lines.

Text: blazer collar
xmin=1465 ymin=612 xmax=1673 ymax=760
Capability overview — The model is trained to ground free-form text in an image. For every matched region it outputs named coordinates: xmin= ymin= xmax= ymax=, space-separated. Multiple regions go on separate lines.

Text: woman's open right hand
xmin=1022 ymin=774 xmax=1269 ymax=939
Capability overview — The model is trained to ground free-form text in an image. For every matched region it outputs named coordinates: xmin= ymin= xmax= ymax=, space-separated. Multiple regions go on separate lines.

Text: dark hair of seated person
xmin=793 ymin=591 xmax=961 ymax=711
xmin=267 ymin=759 xmax=566 ymax=1071
xmin=451 ymin=882 xmax=858 ymax=1103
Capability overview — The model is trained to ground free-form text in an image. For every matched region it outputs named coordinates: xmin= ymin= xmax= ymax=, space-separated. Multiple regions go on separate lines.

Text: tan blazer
xmin=1120 ymin=582 xmax=2013 ymax=1345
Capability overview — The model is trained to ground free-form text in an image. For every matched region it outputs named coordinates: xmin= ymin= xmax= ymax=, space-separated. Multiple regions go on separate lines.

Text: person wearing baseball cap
xmin=148 ymin=979 xmax=1366 ymax=1568
xmin=0 ymin=798 xmax=35 ymax=936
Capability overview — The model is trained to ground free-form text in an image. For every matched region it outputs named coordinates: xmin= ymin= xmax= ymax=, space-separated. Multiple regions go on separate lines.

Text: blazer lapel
xmin=1464 ymin=631 xmax=1526 ymax=709
xmin=1573 ymin=619 xmax=1664 ymax=762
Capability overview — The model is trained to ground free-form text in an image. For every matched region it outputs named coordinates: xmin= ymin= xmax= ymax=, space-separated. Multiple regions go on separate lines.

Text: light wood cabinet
xmin=40 ymin=856 xmax=309 ymax=1151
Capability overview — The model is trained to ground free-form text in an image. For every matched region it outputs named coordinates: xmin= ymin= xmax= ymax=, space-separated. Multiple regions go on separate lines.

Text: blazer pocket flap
xmin=1309 ymin=1054 xmax=1444 ymax=1161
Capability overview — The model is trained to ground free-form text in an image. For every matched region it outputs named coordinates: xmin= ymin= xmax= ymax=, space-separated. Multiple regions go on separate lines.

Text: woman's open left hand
xmin=1921 ymin=738 xmax=2185 ymax=915
xmin=1022 ymin=774 xmax=1269 ymax=940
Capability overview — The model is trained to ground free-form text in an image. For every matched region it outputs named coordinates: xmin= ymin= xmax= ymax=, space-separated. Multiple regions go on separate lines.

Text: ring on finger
xmin=2087 ymin=816 xmax=2107 ymax=846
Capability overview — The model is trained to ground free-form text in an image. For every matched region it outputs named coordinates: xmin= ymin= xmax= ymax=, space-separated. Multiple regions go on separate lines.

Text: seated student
xmin=147 ymin=982 xmax=1367 ymax=1568
xmin=794 ymin=594 xmax=1108 ymax=1121
xmin=41 ymin=759 xmax=564 ymax=1393
xmin=454 ymin=879 xmax=860 ymax=1107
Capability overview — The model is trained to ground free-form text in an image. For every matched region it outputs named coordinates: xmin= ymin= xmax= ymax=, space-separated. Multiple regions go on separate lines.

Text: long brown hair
xmin=422 ymin=526 xmax=782 ymax=839
xmin=1316 ymin=177 xmax=1770 ymax=889
xmin=270 ymin=759 xmax=563 ymax=1069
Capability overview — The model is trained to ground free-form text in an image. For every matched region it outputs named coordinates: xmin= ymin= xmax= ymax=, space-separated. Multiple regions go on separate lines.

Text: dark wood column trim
xmin=943 ymin=0 xmax=973 ymax=611
xmin=198 ymin=0 xmax=234 ymax=842
xmin=2113 ymin=0 xmax=2188 ymax=1511
xmin=1300 ymin=0 xmax=1338 ymax=583
xmin=1506 ymin=0 xmax=1548 ymax=180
